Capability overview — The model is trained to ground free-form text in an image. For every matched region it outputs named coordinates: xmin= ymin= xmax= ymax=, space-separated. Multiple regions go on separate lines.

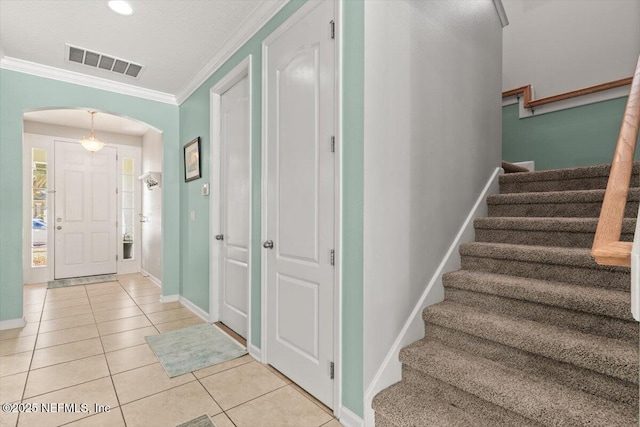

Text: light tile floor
xmin=0 ymin=274 xmax=343 ymax=427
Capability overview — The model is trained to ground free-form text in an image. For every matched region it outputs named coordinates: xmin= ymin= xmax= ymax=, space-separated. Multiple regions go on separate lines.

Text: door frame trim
xmin=260 ymin=0 xmax=343 ymax=416
xmin=209 ymin=55 xmax=253 ymax=347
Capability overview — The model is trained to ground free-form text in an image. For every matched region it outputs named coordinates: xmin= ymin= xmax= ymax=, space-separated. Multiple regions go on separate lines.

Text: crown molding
xmin=175 ymin=0 xmax=289 ymax=105
xmin=0 ymin=56 xmax=177 ymax=105
xmin=492 ymin=0 xmax=509 ymax=27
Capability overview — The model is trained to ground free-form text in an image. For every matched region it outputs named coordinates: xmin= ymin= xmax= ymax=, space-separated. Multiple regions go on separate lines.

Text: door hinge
xmin=116 ymin=187 xmax=118 ymax=194
xmin=116 ymin=154 xmax=118 ymax=161
xmin=330 ymin=20 xmax=335 ymax=39
xmin=116 ymin=254 xmax=119 ymax=261
xmin=329 ymin=361 xmax=334 ymax=379
xmin=330 ymin=136 xmax=335 ymax=153
xmin=330 ymin=249 xmax=335 ymax=266
xmin=116 ymin=221 xmax=118 ymax=229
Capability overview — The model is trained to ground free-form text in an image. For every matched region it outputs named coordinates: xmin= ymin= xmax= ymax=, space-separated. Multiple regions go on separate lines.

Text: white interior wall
xmin=502 ymin=0 xmax=640 ymax=96
xmin=141 ymin=130 xmax=163 ymax=283
xmin=362 ymin=0 xmax=503 ymax=390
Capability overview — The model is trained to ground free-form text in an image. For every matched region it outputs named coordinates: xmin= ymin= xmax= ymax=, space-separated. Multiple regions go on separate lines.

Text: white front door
xmin=264 ymin=0 xmax=335 ymax=408
xmin=219 ymin=75 xmax=251 ymax=339
xmin=54 ymin=141 xmax=117 ymax=279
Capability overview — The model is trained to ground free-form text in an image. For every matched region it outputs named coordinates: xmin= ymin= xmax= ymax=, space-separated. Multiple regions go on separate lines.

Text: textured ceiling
xmin=0 ymin=0 xmax=264 ymax=95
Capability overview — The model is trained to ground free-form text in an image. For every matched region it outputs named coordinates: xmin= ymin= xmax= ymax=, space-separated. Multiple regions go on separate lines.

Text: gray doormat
xmin=47 ymin=274 xmax=117 ymax=289
xmin=146 ymin=323 xmax=247 ymax=377
xmin=176 ymin=414 xmax=216 ymax=427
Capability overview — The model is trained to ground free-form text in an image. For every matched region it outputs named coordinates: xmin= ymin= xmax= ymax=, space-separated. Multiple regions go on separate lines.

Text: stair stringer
xmin=363 ymin=167 xmax=502 ymax=426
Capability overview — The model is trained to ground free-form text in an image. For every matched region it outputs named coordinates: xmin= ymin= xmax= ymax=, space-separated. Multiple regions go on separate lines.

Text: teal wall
xmin=0 ymin=69 xmax=180 ymax=322
xmin=341 ymin=0 xmax=364 ymax=417
xmin=503 ymin=97 xmax=640 ymax=170
xmin=178 ymin=0 xmax=364 ymax=417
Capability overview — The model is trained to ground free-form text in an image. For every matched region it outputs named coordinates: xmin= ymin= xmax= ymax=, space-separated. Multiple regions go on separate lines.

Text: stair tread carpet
xmin=372 ymin=382 xmax=487 ymax=427
xmin=488 ymin=188 xmax=640 ymax=205
xmin=399 ymin=338 xmax=638 ymax=427
xmin=501 ymin=161 xmax=530 ymax=173
xmin=460 ymin=242 xmax=629 ymax=271
xmin=499 ymin=162 xmax=640 ymax=185
xmin=442 ymin=269 xmax=633 ymax=320
xmin=422 ymin=324 xmax=638 ymax=406
xmin=422 ymin=301 xmax=638 ymax=383
xmin=474 ymin=216 xmax=636 ymax=233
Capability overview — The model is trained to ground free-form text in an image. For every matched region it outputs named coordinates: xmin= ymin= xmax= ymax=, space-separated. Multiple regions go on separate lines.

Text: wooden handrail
xmin=592 ymin=55 xmax=640 ymax=267
xmin=502 ymin=77 xmax=633 ymax=110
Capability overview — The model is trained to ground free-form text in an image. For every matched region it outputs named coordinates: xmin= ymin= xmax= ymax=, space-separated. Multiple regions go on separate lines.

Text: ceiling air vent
xmin=65 ymin=44 xmax=144 ymax=79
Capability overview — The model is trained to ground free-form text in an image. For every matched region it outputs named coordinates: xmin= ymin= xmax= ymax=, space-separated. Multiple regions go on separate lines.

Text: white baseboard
xmin=340 ymin=406 xmax=364 ymax=427
xmin=248 ymin=343 xmax=263 ymax=362
xmin=141 ymin=269 xmax=162 ymax=288
xmin=178 ymin=296 xmax=210 ymax=322
xmin=363 ymin=167 xmax=502 ymax=427
xmin=0 ymin=317 xmax=26 ymax=331
xmin=513 ymin=160 xmax=535 ymax=171
xmin=159 ymin=294 xmax=179 ymax=303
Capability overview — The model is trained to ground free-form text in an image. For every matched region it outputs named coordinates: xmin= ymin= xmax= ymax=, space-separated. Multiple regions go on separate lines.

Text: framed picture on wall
xmin=184 ymin=137 xmax=201 ymax=182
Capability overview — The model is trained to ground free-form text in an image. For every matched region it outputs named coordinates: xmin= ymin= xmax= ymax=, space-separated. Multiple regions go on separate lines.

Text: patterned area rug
xmin=146 ymin=323 xmax=247 ymax=377
xmin=47 ymin=274 xmax=117 ymax=289
xmin=176 ymin=414 xmax=216 ymax=427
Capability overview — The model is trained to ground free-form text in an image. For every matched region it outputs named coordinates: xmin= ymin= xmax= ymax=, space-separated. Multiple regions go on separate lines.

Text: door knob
xmin=56 ymin=225 xmax=62 ymax=230
xmin=263 ymin=240 xmax=274 ymax=249
xmin=215 ymin=234 xmax=224 ymax=241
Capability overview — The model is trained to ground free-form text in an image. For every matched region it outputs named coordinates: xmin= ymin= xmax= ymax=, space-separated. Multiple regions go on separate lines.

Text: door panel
xmin=265 ymin=0 xmax=335 ymax=408
xmin=91 ymin=172 xmax=110 ymax=221
xmin=276 ymin=274 xmax=319 ymax=360
xmin=219 ymin=75 xmax=250 ymax=339
xmin=54 ymin=142 xmax=117 ymax=279
xmin=64 ymin=171 xmax=84 ymax=220
xmin=277 ymin=46 xmax=321 ymax=262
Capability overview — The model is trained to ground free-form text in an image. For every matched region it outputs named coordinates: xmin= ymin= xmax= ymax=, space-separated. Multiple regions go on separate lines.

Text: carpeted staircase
xmin=372 ymin=163 xmax=640 ymax=426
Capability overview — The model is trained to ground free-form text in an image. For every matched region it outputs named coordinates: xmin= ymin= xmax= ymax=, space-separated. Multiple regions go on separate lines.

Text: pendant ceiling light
xmin=80 ymin=111 xmax=107 ymax=152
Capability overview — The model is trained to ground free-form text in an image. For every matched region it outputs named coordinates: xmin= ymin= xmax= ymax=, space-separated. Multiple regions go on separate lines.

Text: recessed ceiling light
xmin=107 ymin=1 xmax=134 ymax=16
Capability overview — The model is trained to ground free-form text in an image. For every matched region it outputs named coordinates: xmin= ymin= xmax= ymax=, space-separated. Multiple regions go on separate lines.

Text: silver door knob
xmin=215 ymin=234 xmax=224 ymax=241
xmin=263 ymin=240 xmax=274 ymax=249
xmin=56 ymin=225 xmax=62 ymax=230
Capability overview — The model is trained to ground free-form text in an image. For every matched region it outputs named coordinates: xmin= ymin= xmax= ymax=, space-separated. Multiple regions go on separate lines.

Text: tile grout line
xmin=92 ymin=280 xmax=128 ymax=427
xmin=194 ymin=376 xmax=238 ymax=427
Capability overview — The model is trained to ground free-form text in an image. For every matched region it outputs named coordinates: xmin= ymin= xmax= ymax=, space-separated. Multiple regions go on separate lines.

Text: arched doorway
xmin=22 ymin=108 xmax=163 ymax=285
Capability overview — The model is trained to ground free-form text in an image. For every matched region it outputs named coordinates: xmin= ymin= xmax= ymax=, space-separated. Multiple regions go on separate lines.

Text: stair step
xmin=487 ymin=188 xmax=640 ymax=217
xmin=443 ymin=270 xmax=632 ymax=320
xmin=460 ymin=242 xmax=630 ymax=290
xmin=445 ymin=287 xmax=637 ymax=342
xmin=401 ymin=366 xmax=544 ymax=426
xmin=399 ymin=338 xmax=638 ymax=426
xmin=423 ymin=323 xmax=638 ymax=406
xmin=422 ymin=301 xmax=638 ymax=383
xmin=499 ymin=163 xmax=640 ymax=194
xmin=442 ymin=271 xmax=636 ymax=341
xmin=372 ymin=382 xmax=486 ymax=427
xmin=474 ymin=217 xmax=635 ymax=248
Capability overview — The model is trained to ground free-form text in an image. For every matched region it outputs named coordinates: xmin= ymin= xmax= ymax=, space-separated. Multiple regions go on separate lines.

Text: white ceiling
xmin=24 ymin=109 xmax=152 ymax=136
xmin=0 ymin=0 xmax=274 ymax=97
